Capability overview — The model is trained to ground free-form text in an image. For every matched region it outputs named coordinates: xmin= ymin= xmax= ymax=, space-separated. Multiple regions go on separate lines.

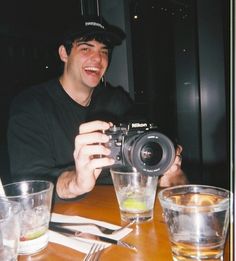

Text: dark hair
xmin=62 ymin=34 xmax=114 ymax=57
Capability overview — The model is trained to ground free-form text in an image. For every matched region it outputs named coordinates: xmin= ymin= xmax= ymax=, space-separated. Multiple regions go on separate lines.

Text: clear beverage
xmin=1 ymin=180 xmax=54 ymax=255
xmin=19 ymin=205 xmax=50 ymax=254
xmin=171 ymin=240 xmax=225 ymax=261
xmin=0 ymin=246 xmax=17 ymax=261
xmin=120 ymin=209 xmax=153 ymax=223
xmin=161 ymin=190 xmax=230 ymax=261
xmin=111 ymin=165 xmax=159 ymax=223
xmin=117 ymin=186 xmax=156 ymax=222
xmin=0 ymin=200 xmax=21 ymax=261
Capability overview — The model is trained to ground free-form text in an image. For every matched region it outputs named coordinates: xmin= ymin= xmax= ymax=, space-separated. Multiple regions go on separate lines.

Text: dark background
xmin=0 ymin=0 xmax=82 ymax=183
xmin=129 ymin=0 xmax=230 ymax=189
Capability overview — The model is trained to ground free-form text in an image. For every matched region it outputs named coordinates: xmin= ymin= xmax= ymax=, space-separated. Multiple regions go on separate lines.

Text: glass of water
xmin=158 ymin=184 xmax=231 ymax=261
xmin=0 ymin=199 xmax=21 ymax=261
xmin=110 ymin=165 xmax=159 ymax=223
xmin=1 ymin=180 xmax=54 ymax=255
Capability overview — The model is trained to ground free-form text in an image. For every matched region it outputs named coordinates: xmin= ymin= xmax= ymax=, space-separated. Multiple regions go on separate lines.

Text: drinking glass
xmin=110 ymin=165 xmax=159 ymax=223
xmin=158 ymin=185 xmax=231 ymax=261
xmin=1 ymin=180 xmax=54 ymax=255
xmin=0 ymin=199 xmax=21 ymax=261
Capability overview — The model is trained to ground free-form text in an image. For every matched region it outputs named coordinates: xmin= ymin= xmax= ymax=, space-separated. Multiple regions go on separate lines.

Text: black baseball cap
xmin=60 ymin=16 xmax=126 ymax=47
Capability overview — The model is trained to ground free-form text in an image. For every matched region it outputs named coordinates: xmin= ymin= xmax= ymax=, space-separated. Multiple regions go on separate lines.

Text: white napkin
xmin=49 ymin=213 xmax=133 ymax=254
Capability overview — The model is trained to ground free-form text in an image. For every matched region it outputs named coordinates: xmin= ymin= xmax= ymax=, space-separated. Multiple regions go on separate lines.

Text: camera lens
xmin=140 ymin=142 xmax=163 ymax=166
xmin=123 ymin=131 xmax=175 ymax=176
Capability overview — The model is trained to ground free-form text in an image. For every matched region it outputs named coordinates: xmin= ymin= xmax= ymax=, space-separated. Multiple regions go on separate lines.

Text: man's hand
xmin=56 ymin=120 xmax=114 ymax=198
xmin=159 ymin=145 xmax=188 ymax=187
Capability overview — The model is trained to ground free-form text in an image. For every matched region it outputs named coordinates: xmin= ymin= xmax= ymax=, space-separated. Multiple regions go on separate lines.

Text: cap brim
xmin=69 ymin=28 xmax=125 ymax=46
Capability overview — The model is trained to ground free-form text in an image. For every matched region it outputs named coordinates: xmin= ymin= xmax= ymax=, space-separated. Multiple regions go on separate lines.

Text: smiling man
xmin=7 ymin=16 xmax=187 ymax=199
xmin=59 ymin=40 xmax=109 ymax=105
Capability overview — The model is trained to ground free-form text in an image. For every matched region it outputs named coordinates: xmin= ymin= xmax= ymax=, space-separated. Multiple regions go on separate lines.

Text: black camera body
xmin=105 ymin=122 xmax=175 ymax=176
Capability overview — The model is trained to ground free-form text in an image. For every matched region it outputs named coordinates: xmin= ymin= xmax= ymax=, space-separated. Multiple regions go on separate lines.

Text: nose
xmin=90 ymin=51 xmax=102 ymax=62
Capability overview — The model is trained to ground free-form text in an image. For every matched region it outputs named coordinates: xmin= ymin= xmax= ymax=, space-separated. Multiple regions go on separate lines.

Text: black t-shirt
xmin=7 ymin=78 xmax=133 ymax=183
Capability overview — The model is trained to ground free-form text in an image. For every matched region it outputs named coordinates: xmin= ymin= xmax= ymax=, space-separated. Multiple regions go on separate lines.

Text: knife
xmin=49 ymin=223 xmax=137 ymax=252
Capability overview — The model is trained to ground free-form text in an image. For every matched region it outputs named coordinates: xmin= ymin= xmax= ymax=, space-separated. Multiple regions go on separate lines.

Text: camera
xmin=105 ymin=122 xmax=176 ymax=176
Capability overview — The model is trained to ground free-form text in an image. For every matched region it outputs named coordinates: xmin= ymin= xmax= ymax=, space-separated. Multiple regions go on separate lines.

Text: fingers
xmin=79 ymin=120 xmax=111 ymax=134
xmin=174 ymin=144 xmax=183 ymax=166
xmin=87 ymin=157 xmax=115 ymax=170
xmin=158 ymin=144 xmax=186 ymax=187
xmin=74 ymin=143 xmax=113 ymax=165
xmin=74 ymin=121 xmax=115 ymax=179
xmin=176 ymin=144 xmax=183 ymax=155
xmin=176 ymin=154 xmax=182 ymax=160
xmin=168 ymin=149 xmax=182 ymax=173
xmin=159 ymin=169 xmax=187 ymax=187
xmin=74 ymin=131 xmax=111 ymax=166
xmin=174 ymin=154 xmax=182 ymax=167
xmin=75 ymin=131 xmax=109 ymax=148
xmin=74 ymin=120 xmax=114 ymax=165
xmin=75 ymin=120 xmax=110 ymax=156
xmin=159 ymin=161 xmax=187 ymax=187
xmin=77 ymin=144 xmax=111 ymax=157
xmin=74 ymin=141 xmax=114 ymax=170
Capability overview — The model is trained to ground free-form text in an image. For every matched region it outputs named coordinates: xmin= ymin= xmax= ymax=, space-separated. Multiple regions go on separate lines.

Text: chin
xmin=88 ymin=82 xmax=100 ymax=88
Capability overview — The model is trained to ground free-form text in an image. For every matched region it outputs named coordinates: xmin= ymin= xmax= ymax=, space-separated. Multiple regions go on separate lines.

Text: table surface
xmin=19 ymin=185 xmax=230 ymax=261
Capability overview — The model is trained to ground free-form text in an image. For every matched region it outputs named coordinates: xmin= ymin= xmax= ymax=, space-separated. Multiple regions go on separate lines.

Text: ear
xmin=58 ymin=45 xmax=68 ymax=62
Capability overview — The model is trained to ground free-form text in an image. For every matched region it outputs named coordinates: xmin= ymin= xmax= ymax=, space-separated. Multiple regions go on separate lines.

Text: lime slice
xmin=122 ymin=198 xmax=147 ymax=211
xmin=20 ymin=228 xmax=47 ymax=241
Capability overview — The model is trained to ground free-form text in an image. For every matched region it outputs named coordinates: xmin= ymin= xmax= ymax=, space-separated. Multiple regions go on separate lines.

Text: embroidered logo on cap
xmin=85 ymin=22 xmax=105 ymax=29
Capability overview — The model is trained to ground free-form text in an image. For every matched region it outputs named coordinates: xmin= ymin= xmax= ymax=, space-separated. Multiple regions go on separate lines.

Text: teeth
xmin=85 ymin=67 xmax=99 ymax=72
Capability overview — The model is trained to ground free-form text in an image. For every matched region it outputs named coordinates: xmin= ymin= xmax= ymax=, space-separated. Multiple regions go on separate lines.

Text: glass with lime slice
xmin=111 ymin=165 xmax=159 ymax=223
xmin=0 ymin=180 xmax=54 ymax=255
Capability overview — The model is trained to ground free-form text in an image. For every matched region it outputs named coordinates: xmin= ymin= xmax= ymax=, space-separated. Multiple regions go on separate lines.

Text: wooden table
xmin=19 ymin=185 xmax=230 ymax=261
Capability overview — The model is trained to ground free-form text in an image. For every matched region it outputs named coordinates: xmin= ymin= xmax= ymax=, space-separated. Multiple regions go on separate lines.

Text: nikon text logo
xmin=131 ymin=123 xmax=147 ymax=128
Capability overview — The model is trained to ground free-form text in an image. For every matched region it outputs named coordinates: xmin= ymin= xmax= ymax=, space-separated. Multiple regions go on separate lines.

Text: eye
xmin=81 ymin=47 xmax=89 ymax=52
xmin=101 ymin=49 xmax=109 ymax=56
xmin=77 ymin=43 xmax=91 ymax=53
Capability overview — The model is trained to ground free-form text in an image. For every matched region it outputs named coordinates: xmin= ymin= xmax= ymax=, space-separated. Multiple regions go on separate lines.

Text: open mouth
xmin=84 ymin=66 xmax=100 ymax=76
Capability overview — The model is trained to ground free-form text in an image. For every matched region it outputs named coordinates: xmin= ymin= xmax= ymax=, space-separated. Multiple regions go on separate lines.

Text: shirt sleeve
xmin=7 ymin=92 xmax=73 ymax=183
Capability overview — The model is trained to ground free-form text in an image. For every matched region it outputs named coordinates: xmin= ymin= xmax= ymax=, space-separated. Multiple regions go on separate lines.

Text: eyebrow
xmin=75 ymin=41 xmax=108 ymax=49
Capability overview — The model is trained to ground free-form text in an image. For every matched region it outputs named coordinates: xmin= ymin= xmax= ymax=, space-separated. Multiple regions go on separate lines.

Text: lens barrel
xmin=123 ymin=131 xmax=175 ymax=176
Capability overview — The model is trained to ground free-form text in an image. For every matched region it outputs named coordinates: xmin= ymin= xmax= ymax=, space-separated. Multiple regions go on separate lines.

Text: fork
xmin=83 ymin=242 xmax=106 ymax=261
xmin=50 ymin=220 xmax=135 ymax=235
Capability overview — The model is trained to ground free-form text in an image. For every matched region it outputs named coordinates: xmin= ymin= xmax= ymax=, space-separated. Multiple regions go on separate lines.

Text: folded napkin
xmin=49 ymin=213 xmax=133 ymax=254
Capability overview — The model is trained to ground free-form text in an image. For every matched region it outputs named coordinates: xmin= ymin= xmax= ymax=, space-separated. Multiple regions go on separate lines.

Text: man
xmin=8 ymin=16 xmax=187 ymax=199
